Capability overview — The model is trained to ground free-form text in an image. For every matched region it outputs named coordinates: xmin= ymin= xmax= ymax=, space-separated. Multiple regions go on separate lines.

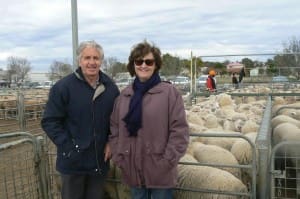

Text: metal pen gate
xmin=0 ymin=132 xmax=47 ymax=199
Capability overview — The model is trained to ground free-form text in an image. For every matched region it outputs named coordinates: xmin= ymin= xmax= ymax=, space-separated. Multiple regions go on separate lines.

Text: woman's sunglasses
xmin=134 ymin=59 xmax=155 ymax=66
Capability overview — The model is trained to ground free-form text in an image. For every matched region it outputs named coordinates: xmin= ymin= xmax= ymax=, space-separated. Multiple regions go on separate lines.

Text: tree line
xmin=2 ymin=37 xmax=300 ymax=85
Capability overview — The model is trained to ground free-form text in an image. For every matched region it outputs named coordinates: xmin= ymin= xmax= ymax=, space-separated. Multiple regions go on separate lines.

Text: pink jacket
xmin=109 ymin=82 xmax=189 ymax=188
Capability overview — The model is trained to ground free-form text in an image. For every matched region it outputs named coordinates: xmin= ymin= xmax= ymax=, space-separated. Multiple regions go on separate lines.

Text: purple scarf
xmin=123 ymin=73 xmax=161 ymax=136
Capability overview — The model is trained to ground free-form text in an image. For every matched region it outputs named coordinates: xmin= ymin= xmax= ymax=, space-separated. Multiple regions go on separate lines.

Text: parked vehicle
xmin=35 ymin=81 xmax=53 ymax=89
xmin=169 ymin=76 xmax=190 ymax=91
xmin=170 ymin=76 xmax=190 ymax=85
xmin=272 ymin=76 xmax=288 ymax=82
xmin=197 ymin=75 xmax=208 ymax=87
xmin=115 ymin=78 xmax=133 ymax=87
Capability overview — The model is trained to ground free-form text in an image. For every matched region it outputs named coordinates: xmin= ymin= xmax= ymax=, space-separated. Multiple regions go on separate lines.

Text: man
xmin=206 ymin=70 xmax=216 ymax=92
xmin=41 ymin=40 xmax=119 ymax=199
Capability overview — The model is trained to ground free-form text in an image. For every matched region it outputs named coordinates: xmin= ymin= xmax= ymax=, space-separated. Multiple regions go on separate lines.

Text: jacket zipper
xmin=92 ymin=100 xmax=102 ymax=175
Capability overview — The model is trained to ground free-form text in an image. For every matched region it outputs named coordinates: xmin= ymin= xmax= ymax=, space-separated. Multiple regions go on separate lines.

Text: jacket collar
xmin=74 ymin=67 xmax=109 ymax=101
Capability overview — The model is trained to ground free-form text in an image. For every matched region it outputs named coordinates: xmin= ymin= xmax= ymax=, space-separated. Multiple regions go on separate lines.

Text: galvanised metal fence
xmin=0 ymin=132 xmax=47 ymax=199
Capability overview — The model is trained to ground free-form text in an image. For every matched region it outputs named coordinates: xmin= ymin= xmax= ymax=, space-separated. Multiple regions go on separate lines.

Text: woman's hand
xmin=104 ymin=143 xmax=111 ymax=162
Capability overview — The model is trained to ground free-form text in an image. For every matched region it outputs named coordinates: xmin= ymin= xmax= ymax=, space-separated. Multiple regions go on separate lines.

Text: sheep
xmin=244 ymin=96 xmax=256 ymax=103
xmin=241 ymin=120 xmax=259 ymax=134
xmin=186 ymin=111 xmax=204 ymax=126
xmin=231 ymin=118 xmax=246 ymax=132
xmin=188 ymin=122 xmax=208 ymax=142
xmin=231 ymin=133 xmax=257 ymax=165
xmin=230 ymin=133 xmax=258 ymax=189
xmin=271 ymin=114 xmax=300 ymax=129
xmin=192 ymin=129 xmax=240 ymax=151
xmin=236 ymin=103 xmax=252 ymax=113
xmin=175 ymin=154 xmax=248 ymax=199
xmin=189 ymin=142 xmax=241 ymax=179
xmin=203 ymin=113 xmax=222 ymax=129
xmin=231 ymin=113 xmax=248 ymax=121
xmin=276 ymin=108 xmax=300 ymax=120
xmin=223 ymin=119 xmax=237 ymax=132
xmin=219 ymin=106 xmax=238 ymax=119
xmin=273 ymin=97 xmax=286 ymax=106
xmin=272 ymin=122 xmax=300 ymax=145
xmin=217 ymin=93 xmax=234 ymax=107
xmin=249 ymin=100 xmax=266 ymax=109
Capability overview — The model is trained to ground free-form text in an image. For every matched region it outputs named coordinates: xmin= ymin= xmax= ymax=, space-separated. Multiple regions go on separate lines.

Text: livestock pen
xmin=1 ymin=83 xmax=300 ymax=198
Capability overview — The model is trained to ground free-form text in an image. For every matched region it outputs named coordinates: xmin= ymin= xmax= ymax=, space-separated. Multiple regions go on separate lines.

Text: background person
xmin=109 ymin=40 xmax=189 ymax=199
xmin=41 ymin=40 xmax=119 ymax=199
xmin=206 ymin=70 xmax=217 ymax=92
xmin=232 ymin=72 xmax=239 ymax=89
xmin=238 ymin=67 xmax=246 ymax=88
xmin=239 ymin=67 xmax=246 ymax=83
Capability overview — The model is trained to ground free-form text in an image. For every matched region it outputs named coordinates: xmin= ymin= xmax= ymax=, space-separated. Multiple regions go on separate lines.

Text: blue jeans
xmin=131 ymin=187 xmax=173 ymax=199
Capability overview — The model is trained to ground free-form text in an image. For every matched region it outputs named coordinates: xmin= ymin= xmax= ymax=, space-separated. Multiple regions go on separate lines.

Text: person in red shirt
xmin=206 ymin=70 xmax=216 ymax=92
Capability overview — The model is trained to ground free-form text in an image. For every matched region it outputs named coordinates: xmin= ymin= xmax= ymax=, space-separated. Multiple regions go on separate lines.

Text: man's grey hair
xmin=76 ymin=40 xmax=104 ymax=64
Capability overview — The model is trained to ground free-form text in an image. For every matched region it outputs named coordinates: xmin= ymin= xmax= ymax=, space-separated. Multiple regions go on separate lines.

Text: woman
xmin=109 ymin=41 xmax=189 ymax=199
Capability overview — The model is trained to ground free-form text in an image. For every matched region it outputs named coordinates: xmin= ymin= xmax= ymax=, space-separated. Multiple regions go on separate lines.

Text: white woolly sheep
xmin=272 ymin=122 xmax=300 ymax=145
xmin=220 ymin=113 xmax=247 ymax=133
xmin=192 ymin=129 xmax=241 ymax=151
xmin=223 ymin=120 xmax=237 ymax=132
xmin=273 ymin=97 xmax=286 ymax=106
xmin=189 ymin=142 xmax=241 ymax=179
xmin=250 ymin=100 xmax=266 ymax=109
xmin=231 ymin=132 xmax=258 ymax=189
xmin=203 ymin=113 xmax=222 ymax=129
xmin=276 ymin=108 xmax=300 ymax=120
xmin=244 ymin=96 xmax=256 ymax=103
xmin=217 ymin=93 xmax=234 ymax=107
xmin=175 ymin=154 xmax=248 ymax=199
xmin=271 ymin=115 xmax=300 ymax=129
xmin=236 ymin=103 xmax=252 ymax=113
xmin=231 ymin=132 xmax=257 ymax=165
xmin=241 ymin=120 xmax=259 ymax=134
xmin=186 ymin=111 xmax=204 ymax=126
xmin=188 ymin=122 xmax=208 ymax=142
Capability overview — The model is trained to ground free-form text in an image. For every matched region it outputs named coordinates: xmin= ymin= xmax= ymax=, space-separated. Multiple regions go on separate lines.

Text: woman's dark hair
xmin=127 ymin=40 xmax=162 ymax=77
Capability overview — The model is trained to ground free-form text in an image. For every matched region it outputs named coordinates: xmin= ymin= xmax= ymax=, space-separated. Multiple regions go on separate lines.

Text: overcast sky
xmin=0 ymin=0 xmax=299 ymax=72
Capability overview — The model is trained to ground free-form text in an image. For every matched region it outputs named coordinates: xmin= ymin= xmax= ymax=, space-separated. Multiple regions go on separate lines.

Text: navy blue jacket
xmin=41 ymin=68 xmax=119 ymax=175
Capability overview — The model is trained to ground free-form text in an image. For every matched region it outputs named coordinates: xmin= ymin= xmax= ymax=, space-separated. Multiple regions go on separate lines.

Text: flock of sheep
xmin=0 ymin=89 xmax=48 ymax=120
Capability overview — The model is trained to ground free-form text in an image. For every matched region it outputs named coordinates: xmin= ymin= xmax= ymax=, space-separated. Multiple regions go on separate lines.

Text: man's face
xmin=79 ymin=47 xmax=101 ymax=78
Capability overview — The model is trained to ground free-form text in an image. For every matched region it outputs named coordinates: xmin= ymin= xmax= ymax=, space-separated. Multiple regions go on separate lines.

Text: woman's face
xmin=134 ymin=52 xmax=156 ymax=82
